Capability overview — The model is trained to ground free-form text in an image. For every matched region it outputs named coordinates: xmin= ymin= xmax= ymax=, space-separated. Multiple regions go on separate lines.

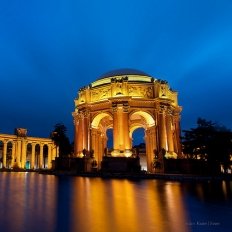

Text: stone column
xmin=117 ymin=104 xmax=124 ymax=150
xmin=39 ymin=144 xmax=44 ymax=168
xmin=51 ymin=144 xmax=56 ymax=160
xmin=91 ymin=128 xmax=97 ymax=157
xmin=158 ymin=106 xmax=167 ymax=151
xmin=81 ymin=110 xmax=90 ymax=152
xmin=83 ymin=113 xmax=87 ymax=150
xmin=145 ymin=129 xmax=152 ymax=171
xmin=74 ymin=116 xmax=79 ymax=156
xmin=47 ymin=144 xmax=52 ymax=169
xmin=152 ymin=126 xmax=157 ymax=155
xmin=3 ymin=141 xmax=7 ymax=168
xmin=21 ymin=140 xmax=27 ymax=169
xmin=145 ymin=127 xmax=156 ymax=173
xmin=149 ymin=126 xmax=157 ymax=173
xmin=112 ymin=105 xmax=119 ymax=151
xmin=123 ymin=105 xmax=130 ymax=152
xmin=112 ymin=103 xmax=130 ymax=156
xmin=86 ymin=111 xmax=91 ymax=151
xmin=31 ymin=143 xmax=35 ymax=170
xmin=77 ymin=113 xmax=84 ymax=155
xmin=15 ymin=140 xmax=21 ymax=168
xmin=100 ymin=132 xmax=104 ymax=159
xmin=56 ymin=146 xmax=59 ymax=158
xmin=173 ymin=114 xmax=182 ymax=156
xmin=92 ymin=131 xmax=100 ymax=168
xmin=166 ymin=112 xmax=174 ymax=153
xmin=11 ymin=142 xmax=16 ymax=168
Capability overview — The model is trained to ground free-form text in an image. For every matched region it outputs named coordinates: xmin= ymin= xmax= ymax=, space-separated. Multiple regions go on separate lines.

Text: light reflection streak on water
xmin=0 ymin=173 xmax=57 ymax=232
xmin=70 ymin=178 xmax=190 ymax=232
xmin=164 ymin=182 xmax=189 ymax=232
xmin=0 ymin=173 xmax=232 ymax=232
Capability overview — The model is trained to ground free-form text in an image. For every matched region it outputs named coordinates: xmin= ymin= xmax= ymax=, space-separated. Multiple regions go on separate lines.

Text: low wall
xmin=101 ymin=157 xmax=141 ymax=173
xmin=164 ymin=159 xmax=221 ymax=175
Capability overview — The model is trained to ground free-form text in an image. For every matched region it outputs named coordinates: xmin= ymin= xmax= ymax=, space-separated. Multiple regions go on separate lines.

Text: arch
xmin=131 ymin=127 xmax=145 ymax=147
xmin=130 ymin=111 xmax=155 ymax=127
xmin=91 ymin=112 xmax=113 ymax=128
xmin=131 ymin=127 xmax=147 ymax=171
xmin=129 ymin=123 xmax=146 ymax=138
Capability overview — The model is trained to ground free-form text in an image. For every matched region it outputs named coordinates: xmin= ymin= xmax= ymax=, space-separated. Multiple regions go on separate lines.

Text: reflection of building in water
xmin=0 ymin=128 xmax=57 ymax=169
xmin=73 ymin=69 xmax=182 ymax=173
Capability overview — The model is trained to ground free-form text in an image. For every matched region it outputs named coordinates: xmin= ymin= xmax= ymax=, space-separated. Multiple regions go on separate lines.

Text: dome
xmin=98 ymin=68 xmax=151 ymax=79
xmin=91 ymin=68 xmax=153 ymax=87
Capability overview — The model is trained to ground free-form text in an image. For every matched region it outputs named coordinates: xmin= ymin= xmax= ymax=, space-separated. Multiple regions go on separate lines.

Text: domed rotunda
xmin=72 ymin=69 xmax=182 ymax=173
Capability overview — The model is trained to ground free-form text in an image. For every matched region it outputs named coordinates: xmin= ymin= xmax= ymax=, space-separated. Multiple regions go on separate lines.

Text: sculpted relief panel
xmin=128 ymin=85 xmax=153 ymax=98
xmin=90 ymin=85 xmax=154 ymax=101
xmin=91 ymin=87 xmax=111 ymax=102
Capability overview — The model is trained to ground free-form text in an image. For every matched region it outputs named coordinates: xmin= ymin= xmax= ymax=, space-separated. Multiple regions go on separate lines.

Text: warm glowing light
xmin=124 ymin=149 xmax=132 ymax=157
xmin=111 ymin=149 xmax=120 ymax=157
xmin=73 ymin=70 xmax=181 ymax=173
xmin=130 ymin=111 xmax=155 ymax=127
xmin=79 ymin=152 xmax=84 ymax=158
xmin=91 ymin=113 xmax=112 ymax=128
xmin=164 ymin=151 xmax=177 ymax=159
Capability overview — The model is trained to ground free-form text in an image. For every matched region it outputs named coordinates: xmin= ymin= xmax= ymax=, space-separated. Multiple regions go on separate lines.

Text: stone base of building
xmin=101 ymin=156 xmax=141 ymax=173
xmin=55 ymin=157 xmax=87 ymax=173
xmin=164 ymin=159 xmax=221 ymax=175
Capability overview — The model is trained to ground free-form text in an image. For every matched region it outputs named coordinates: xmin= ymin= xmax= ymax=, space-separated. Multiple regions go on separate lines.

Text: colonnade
xmin=73 ymin=104 xmax=181 ymax=173
xmin=0 ymin=134 xmax=57 ymax=169
xmin=157 ymin=106 xmax=181 ymax=157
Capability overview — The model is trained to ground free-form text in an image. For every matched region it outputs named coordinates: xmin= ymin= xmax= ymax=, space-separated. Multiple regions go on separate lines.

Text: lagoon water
xmin=0 ymin=173 xmax=232 ymax=232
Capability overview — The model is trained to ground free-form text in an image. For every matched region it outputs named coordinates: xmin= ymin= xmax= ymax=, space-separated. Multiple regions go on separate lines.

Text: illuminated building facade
xmin=0 ymin=128 xmax=57 ymax=169
xmin=72 ymin=69 xmax=182 ymax=173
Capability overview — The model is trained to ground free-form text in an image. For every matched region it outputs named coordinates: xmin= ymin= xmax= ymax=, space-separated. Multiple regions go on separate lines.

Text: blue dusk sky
xmin=0 ymin=0 xmax=232 ymax=140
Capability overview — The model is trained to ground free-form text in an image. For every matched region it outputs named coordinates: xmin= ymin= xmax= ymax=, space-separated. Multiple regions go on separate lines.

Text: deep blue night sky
xmin=0 ymin=0 xmax=232 ymax=140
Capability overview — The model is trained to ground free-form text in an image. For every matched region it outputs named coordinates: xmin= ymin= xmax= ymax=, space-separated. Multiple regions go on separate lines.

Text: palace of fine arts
xmin=1 ymin=69 xmax=232 ymax=177
xmin=1 ymin=1 xmax=232 ymax=231
xmin=1 ymin=69 xmax=232 ymax=232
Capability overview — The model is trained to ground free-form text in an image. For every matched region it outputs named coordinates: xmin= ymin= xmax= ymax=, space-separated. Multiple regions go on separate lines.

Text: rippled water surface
xmin=0 ymin=173 xmax=232 ymax=232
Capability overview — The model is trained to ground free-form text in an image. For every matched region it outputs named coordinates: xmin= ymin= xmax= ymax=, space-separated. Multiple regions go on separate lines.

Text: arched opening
xmin=130 ymin=111 xmax=155 ymax=127
xmin=35 ymin=144 xmax=40 ymax=169
xmin=106 ymin=128 xmax=113 ymax=155
xmin=6 ymin=142 xmax=13 ymax=169
xmin=26 ymin=144 xmax=32 ymax=169
xmin=130 ymin=111 xmax=156 ymax=172
xmin=91 ymin=112 xmax=113 ymax=129
xmin=91 ymin=113 xmax=113 ymax=164
xmin=43 ymin=145 xmax=48 ymax=168
xmin=0 ymin=141 xmax=3 ymax=168
xmin=131 ymin=128 xmax=147 ymax=171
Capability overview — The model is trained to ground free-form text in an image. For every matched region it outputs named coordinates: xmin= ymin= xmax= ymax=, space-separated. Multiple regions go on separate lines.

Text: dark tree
xmin=182 ymin=118 xmax=232 ymax=173
xmin=208 ymin=129 xmax=232 ymax=173
xmin=51 ymin=123 xmax=71 ymax=157
xmin=182 ymin=118 xmax=215 ymax=160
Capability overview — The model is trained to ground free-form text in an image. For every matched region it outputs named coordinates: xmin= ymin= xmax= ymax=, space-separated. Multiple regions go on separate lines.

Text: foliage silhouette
xmin=182 ymin=118 xmax=232 ymax=173
xmin=51 ymin=123 xmax=71 ymax=157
